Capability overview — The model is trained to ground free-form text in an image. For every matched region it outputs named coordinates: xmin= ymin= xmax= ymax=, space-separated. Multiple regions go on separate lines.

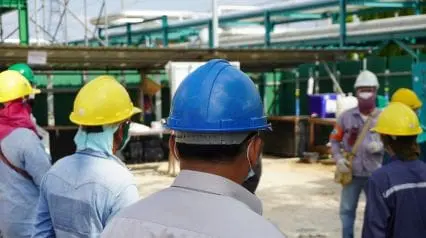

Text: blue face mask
xmin=74 ymin=125 xmax=118 ymax=156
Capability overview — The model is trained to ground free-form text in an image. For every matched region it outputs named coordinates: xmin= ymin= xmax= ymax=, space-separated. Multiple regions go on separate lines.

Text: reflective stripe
xmin=383 ymin=182 xmax=426 ymax=198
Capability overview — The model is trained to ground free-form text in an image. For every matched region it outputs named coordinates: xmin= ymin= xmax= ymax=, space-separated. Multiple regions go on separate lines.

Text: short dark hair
xmin=176 ymin=132 xmax=257 ymax=163
xmin=382 ymin=135 xmax=419 ymax=160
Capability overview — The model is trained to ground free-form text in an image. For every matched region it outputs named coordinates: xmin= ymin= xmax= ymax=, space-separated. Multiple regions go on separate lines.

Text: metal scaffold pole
xmin=84 ymin=0 xmax=88 ymax=46
xmin=63 ymin=0 xmax=68 ymax=44
xmin=339 ymin=0 xmax=346 ymax=47
xmin=212 ymin=0 xmax=219 ymax=48
xmin=47 ymin=72 xmax=55 ymax=127
xmin=104 ymin=0 xmax=109 ymax=46
xmin=35 ymin=0 xmax=39 ymax=44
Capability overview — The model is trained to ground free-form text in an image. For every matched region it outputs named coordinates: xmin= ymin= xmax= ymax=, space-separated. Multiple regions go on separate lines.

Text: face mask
xmin=74 ymin=125 xmax=117 ymax=156
xmin=358 ymin=92 xmax=373 ymax=99
xmin=115 ymin=121 xmax=131 ymax=151
xmin=357 ymin=91 xmax=376 ymax=114
xmin=242 ymin=140 xmax=262 ymax=194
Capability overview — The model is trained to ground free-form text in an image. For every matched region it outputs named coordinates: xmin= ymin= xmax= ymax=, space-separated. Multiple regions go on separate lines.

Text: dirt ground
xmin=130 ymin=157 xmax=366 ymax=238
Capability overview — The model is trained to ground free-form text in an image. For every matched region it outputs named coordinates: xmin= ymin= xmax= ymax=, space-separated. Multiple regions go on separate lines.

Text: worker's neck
xmin=180 ymin=160 xmax=244 ymax=184
xmin=360 ymin=108 xmax=375 ymax=116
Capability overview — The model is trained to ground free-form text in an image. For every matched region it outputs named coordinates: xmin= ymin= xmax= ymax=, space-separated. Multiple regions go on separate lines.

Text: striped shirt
xmin=362 ymin=159 xmax=426 ymax=238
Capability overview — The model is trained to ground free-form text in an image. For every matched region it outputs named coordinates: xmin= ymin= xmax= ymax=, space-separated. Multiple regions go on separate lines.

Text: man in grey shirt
xmin=102 ymin=59 xmax=286 ymax=238
xmin=330 ymin=70 xmax=384 ymax=238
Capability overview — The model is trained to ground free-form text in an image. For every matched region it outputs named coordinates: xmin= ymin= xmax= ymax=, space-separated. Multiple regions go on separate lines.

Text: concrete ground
xmin=130 ymin=157 xmax=366 ymax=238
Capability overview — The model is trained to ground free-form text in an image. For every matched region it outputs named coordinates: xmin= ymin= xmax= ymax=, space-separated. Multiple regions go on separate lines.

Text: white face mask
xmin=358 ymin=92 xmax=374 ymax=100
xmin=245 ymin=141 xmax=255 ymax=179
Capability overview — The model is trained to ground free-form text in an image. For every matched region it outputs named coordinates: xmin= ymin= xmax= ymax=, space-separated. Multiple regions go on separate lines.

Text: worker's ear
xmin=169 ymin=134 xmax=180 ymax=161
xmin=247 ymin=135 xmax=263 ymax=167
xmin=381 ymin=135 xmax=395 ymax=156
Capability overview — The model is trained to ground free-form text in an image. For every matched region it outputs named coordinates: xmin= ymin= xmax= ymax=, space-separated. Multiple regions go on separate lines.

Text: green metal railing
xmin=0 ymin=0 xmax=28 ymax=45
xmin=68 ymin=0 xmax=425 ymax=49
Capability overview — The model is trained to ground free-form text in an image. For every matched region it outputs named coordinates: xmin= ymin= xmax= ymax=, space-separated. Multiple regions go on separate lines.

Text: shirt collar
xmin=76 ymin=148 xmax=127 ymax=168
xmin=352 ymin=107 xmax=380 ymax=117
xmin=172 ymin=170 xmax=263 ymax=215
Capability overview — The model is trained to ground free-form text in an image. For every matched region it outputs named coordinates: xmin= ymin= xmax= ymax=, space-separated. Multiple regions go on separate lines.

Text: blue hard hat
xmin=166 ymin=59 xmax=270 ymax=132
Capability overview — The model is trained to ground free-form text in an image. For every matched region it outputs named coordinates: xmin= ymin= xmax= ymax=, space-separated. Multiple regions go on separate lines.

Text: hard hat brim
xmin=132 ymin=106 xmax=142 ymax=115
xmin=370 ymin=127 xmax=423 ymax=136
xmin=32 ymin=88 xmax=41 ymax=95
xmin=70 ymin=106 xmax=142 ymax=126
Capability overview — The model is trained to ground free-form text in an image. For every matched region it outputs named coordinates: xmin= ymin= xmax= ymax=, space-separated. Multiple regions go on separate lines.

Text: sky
xmin=0 ymin=0 xmax=294 ymax=43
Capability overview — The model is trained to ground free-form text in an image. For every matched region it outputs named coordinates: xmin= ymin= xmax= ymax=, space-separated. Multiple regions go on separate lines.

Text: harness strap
xmin=0 ymin=148 xmax=32 ymax=180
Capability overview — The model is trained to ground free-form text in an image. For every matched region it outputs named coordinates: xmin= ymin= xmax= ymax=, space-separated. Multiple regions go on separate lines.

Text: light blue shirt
xmin=32 ymin=149 xmax=139 ymax=238
xmin=102 ymin=170 xmax=286 ymax=238
xmin=0 ymin=128 xmax=52 ymax=238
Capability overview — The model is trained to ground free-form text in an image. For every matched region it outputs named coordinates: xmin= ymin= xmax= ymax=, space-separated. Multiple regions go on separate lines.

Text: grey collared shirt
xmin=330 ymin=107 xmax=384 ymax=177
xmin=101 ymin=170 xmax=286 ymax=238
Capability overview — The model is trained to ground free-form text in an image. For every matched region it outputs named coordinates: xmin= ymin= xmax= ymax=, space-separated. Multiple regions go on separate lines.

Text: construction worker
xmin=101 ymin=59 xmax=285 ymax=238
xmin=0 ymin=70 xmax=52 ymax=238
xmin=32 ymin=76 xmax=140 ymax=237
xmin=362 ymin=102 xmax=426 ymax=238
xmin=8 ymin=63 xmax=51 ymax=155
xmin=330 ymin=70 xmax=384 ymax=238
xmin=385 ymin=88 xmax=425 ymax=163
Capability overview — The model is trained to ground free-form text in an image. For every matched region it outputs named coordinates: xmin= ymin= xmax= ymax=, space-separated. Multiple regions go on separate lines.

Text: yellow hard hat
xmin=0 ymin=70 xmax=40 ymax=103
xmin=69 ymin=75 xmax=141 ymax=126
xmin=391 ymin=88 xmax=422 ymax=110
xmin=371 ymin=102 xmax=422 ymax=136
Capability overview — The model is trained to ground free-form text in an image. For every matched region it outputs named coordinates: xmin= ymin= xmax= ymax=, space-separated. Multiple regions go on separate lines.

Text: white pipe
xmin=104 ymin=0 xmax=109 ymax=46
xmin=168 ymin=14 xmax=426 ymax=48
xmin=47 ymin=73 xmax=55 ymax=126
xmin=42 ymin=0 xmax=46 ymax=41
xmin=63 ymin=0 xmax=68 ymax=44
xmin=35 ymin=0 xmax=40 ymax=45
xmin=212 ymin=0 xmax=219 ymax=48
xmin=84 ymin=0 xmax=88 ymax=46
xmin=220 ymin=14 xmax=426 ymax=47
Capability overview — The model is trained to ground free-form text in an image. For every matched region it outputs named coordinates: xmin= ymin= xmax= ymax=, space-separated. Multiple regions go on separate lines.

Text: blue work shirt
xmin=32 ymin=149 xmax=139 ymax=238
xmin=0 ymin=128 xmax=52 ymax=238
xmin=362 ymin=158 xmax=426 ymax=238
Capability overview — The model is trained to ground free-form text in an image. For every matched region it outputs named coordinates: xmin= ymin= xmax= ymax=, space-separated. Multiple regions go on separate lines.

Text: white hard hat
xmin=354 ymin=70 xmax=379 ymax=88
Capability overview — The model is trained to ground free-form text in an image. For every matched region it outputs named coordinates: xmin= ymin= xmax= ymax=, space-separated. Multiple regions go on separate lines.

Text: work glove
xmin=336 ymin=159 xmax=350 ymax=173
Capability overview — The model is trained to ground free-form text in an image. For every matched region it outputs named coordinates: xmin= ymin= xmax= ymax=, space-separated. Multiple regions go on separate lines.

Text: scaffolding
xmin=0 ymin=0 xmax=106 ymax=46
xmin=0 ymin=0 xmax=424 ymax=50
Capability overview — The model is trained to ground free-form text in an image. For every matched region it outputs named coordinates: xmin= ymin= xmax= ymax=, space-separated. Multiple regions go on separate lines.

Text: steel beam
xmin=126 ymin=23 xmax=132 ymax=45
xmin=371 ymin=40 xmax=390 ymax=55
xmin=277 ymin=12 xmax=324 ymax=19
xmin=18 ymin=5 xmax=29 ymax=45
xmin=294 ymin=70 xmax=300 ymax=117
xmin=208 ymin=21 xmax=214 ymax=48
xmin=349 ymin=0 xmax=417 ymax=8
xmin=339 ymin=0 xmax=346 ymax=47
xmin=161 ymin=16 xmax=169 ymax=47
xmin=415 ymin=0 xmax=421 ymax=15
xmin=272 ymin=17 xmax=326 ymax=25
xmin=264 ymin=11 xmax=271 ymax=47
xmin=393 ymin=39 xmax=419 ymax=62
